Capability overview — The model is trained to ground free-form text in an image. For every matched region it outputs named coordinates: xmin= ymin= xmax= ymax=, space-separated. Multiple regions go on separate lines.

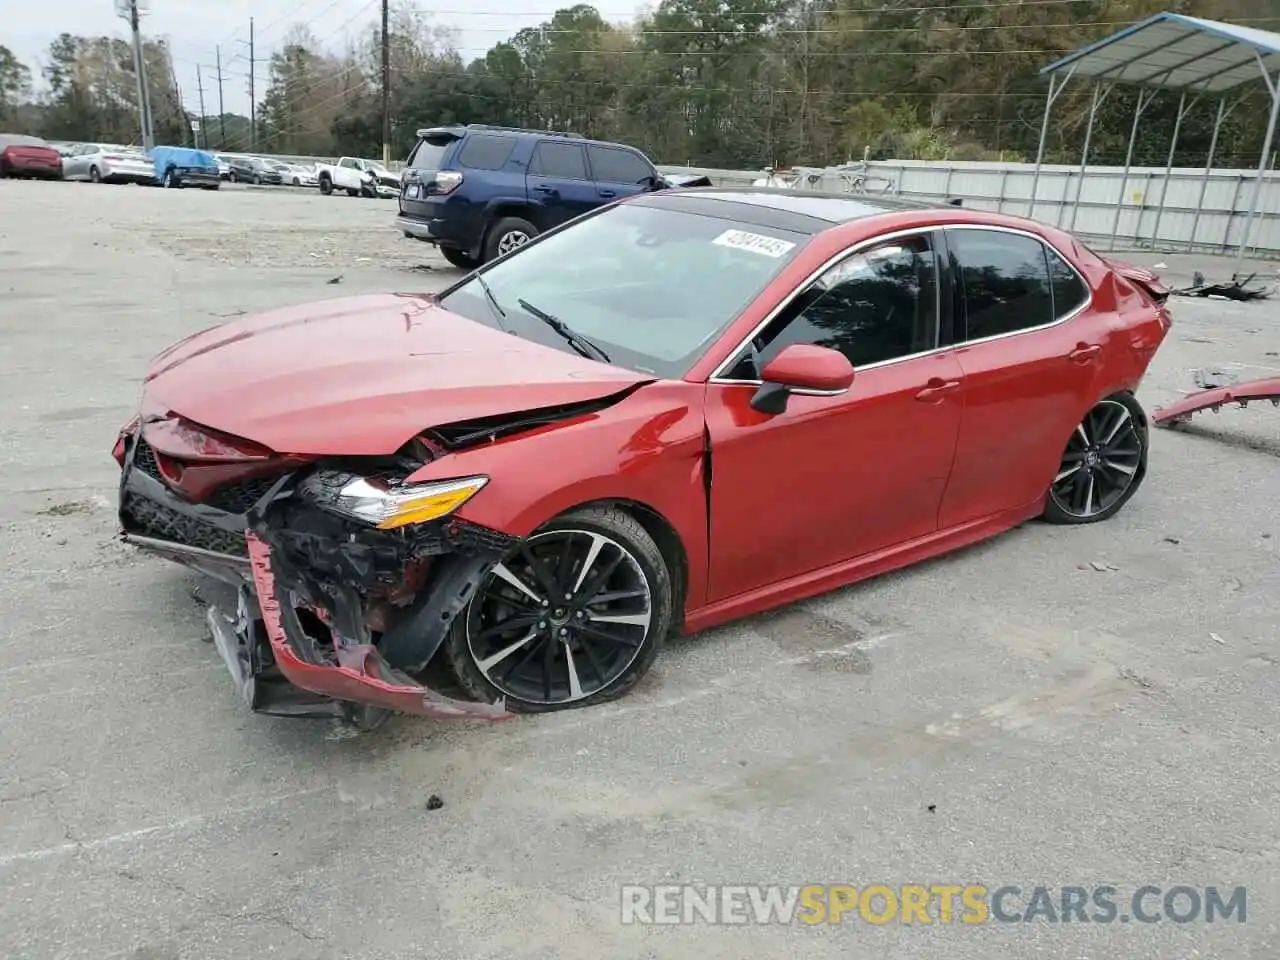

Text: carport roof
xmin=1040 ymin=12 xmax=1280 ymax=93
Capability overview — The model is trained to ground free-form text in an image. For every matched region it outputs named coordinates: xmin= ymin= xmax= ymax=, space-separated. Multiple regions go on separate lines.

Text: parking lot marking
xmin=0 ymin=788 xmax=330 ymax=868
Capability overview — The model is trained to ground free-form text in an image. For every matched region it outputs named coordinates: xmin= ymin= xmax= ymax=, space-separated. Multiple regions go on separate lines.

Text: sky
xmin=5 ymin=0 xmax=642 ymax=118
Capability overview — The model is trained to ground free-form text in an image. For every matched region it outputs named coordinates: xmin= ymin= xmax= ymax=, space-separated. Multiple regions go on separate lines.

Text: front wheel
xmin=483 ymin=217 xmax=538 ymax=262
xmin=319 ymin=176 xmax=332 ymax=194
xmin=443 ymin=506 xmax=672 ymax=712
xmin=1042 ymin=394 xmax=1148 ymax=524
xmin=162 ymin=168 xmax=178 ymax=188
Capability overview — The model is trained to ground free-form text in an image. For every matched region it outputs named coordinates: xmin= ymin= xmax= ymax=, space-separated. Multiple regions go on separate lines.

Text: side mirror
xmin=749 ymin=344 xmax=855 ymax=415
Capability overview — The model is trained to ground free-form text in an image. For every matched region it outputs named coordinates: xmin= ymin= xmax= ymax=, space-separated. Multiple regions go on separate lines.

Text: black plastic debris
xmin=1171 ymin=272 xmax=1271 ymax=301
xmin=426 ymin=794 xmax=444 ymax=811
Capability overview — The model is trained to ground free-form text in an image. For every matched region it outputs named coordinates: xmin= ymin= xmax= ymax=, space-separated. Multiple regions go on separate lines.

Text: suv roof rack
xmin=465 ymin=123 xmax=584 ymax=139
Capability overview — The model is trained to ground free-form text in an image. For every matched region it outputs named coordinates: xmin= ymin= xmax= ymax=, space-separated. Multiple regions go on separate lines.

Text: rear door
xmin=585 ymin=144 xmax=658 ymax=203
xmin=525 ymin=140 xmax=597 ymax=227
xmin=936 ymin=226 xmax=1101 ymax=528
xmin=64 ymin=144 xmax=90 ymax=179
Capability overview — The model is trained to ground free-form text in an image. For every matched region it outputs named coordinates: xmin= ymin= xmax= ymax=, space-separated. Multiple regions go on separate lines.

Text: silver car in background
xmin=62 ymin=143 xmax=154 ymax=184
xmin=280 ymin=162 xmax=319 ymax=187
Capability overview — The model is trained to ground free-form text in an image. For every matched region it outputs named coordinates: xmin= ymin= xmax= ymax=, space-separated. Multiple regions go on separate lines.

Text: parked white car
xmin=62 ymin=143 xmax=154 ymax=184
xmin=279 ymin=162 xmax=319 ymax=187
xmin=315 ymin=157 xmax=399 ymax=198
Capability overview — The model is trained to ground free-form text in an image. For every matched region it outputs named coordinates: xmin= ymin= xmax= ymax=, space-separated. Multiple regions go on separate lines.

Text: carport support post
xmin=1066 ymin=82 xmax=1108 ymax=233
xmin=1188 ymin=97 xmax=1229 ymax=253
xmin=1234 ymin=66 xmax=1280 ymax=273
xmin=1108 ymin=88 xmax=1154 ymax=252
xmin=1028 ymin=69 xmax=1074 ymax=220
xmin=1149 ymin=92 xmax=1188 ymax=252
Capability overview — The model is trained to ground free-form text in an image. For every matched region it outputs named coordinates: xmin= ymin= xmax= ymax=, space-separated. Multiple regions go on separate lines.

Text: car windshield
xmin=437 ymin=201 xmax=809 ymax=378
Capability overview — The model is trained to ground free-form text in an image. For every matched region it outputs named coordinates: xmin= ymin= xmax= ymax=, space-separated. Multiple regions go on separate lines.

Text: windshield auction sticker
xmin=712 ymin=229 xmax=797 ymax=258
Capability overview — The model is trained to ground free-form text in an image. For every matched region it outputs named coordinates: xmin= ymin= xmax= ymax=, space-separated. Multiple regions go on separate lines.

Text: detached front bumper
xmin=116 ymin=420 xmax=515 ymax=725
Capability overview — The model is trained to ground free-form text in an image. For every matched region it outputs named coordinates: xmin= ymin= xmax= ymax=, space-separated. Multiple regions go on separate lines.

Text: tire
xmin=292 ymin=177 xmax=300 ymax=186
xmin=162 ymin=168 xmax=177 ymax=188
xmin=347 ymin=188 xmax=359 ymax=197
xmin=1042 ymin=393 xmax=1148 ymax=525
xmin=440 ymin=246 xmax=480 ymax=270
xmin=229 ymin=170 xmax=238 ymax=183
xmin=443 ymin=505 xmax=673 ymax=713
xmin=319 ymin=175 xmax=331 ymax=195
xmin=483 ymin=217 xmax=538 ymax=263
xmin=89 ymin=166 xmax=101 ymax=183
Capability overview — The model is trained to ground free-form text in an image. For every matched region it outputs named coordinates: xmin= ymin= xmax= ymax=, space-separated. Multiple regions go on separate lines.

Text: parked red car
xmin=0 ymin=134 xmax=64 ymax=179
xmin=114 ymin=188 xmax=1173 ymax=729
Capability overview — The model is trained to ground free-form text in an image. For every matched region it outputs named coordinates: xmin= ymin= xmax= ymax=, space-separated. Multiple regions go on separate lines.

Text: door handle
xmin=598 ymin=189 xmax=616 ymax=198
xmin=914 ymin=378 xmax=961 ymax=402
xmin=533 ymin=185 xmax=557 ymax=194
xmin=1068 ymin=342 xmax=1102 ymax=363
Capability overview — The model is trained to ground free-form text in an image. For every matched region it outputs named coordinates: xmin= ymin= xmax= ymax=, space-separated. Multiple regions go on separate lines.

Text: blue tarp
xmin=150 ymin=145 xmax=218 ymax=179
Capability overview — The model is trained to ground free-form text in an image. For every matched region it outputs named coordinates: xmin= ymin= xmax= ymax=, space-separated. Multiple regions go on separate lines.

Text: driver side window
xmin=726 ymin=234 xmax=939 ymax=379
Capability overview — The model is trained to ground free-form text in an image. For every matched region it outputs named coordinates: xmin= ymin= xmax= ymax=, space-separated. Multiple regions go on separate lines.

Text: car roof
xmin=632 ymin=187 xmax=950 ymax=235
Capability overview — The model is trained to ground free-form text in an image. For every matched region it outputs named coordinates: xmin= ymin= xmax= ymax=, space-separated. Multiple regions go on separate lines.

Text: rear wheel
xmin=1042 ymin=394 xmax=1148 ymax=524
xmin=483 ymin=217 xmax=537 ymax=263
xmin=443 ymin=506 xmax=672 ymax=712
xmin=89 ymin=166 xmax=101 ymax=183
xmin=440 ymin=247 xmax=480 ymax=270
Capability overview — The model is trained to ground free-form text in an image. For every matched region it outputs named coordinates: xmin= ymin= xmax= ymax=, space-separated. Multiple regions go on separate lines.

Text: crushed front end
xmin=114 ymin=415 xmax=515 ymax=726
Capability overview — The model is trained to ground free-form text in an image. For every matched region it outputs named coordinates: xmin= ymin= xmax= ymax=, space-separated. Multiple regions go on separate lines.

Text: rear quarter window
xmin=457 ymin=134 xmax=517 ymax=171
xmin=408 ymin=137 xmax=456 ymax=171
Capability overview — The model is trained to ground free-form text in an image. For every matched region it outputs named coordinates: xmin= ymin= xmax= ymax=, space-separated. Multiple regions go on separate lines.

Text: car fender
xmin=404 ymin=382 xmax=710 ymax=612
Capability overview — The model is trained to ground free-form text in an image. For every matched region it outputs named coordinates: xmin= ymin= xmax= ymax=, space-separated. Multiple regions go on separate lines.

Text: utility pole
xmin=236 ymin=18 xmax=256 ymax=150
xmin=215 ymin=46 xmax=226 ymax=148
xmin=381 ymin=0 xmax=390 ymax=165
xmin=196 ymin=64 xmax=206 ymax=149
xmin=248 ymin=17 xmax=256 ymax=150
xmin=117 ymin=0 xmax=155 ymax=149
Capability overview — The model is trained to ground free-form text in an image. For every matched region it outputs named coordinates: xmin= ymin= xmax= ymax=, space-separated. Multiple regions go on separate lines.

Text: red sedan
xmin=114 ymin=188 xmax=1172 ymax=728
xmin=0 ymin=133 xmax=64 ymax=179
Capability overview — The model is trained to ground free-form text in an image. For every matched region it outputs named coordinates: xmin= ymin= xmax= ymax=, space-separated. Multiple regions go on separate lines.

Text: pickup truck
xmin=315 ymin=157 xmax=400 ymax=198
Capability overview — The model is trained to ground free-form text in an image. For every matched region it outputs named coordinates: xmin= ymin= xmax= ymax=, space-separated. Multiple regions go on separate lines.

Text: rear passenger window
xmin=457 ymin=134 xmax=516 ymax=170
xmin=1046 ymin=247 xmax=1089 ymax=318
xmin=588 ymin=145 xmax=653 ymax=183
xmin=529 ymin=141 xmax=587 ymax=180
xmin=949 ymin=229 xmax=1055 ymax=340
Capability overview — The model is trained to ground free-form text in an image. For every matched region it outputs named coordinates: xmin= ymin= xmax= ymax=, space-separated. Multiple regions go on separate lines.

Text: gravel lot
xmin=1 ymin=179 xmax=1278 ymax=960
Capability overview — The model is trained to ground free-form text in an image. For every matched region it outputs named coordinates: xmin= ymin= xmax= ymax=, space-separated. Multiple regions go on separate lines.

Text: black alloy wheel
xmin=1044 ymin=395 xmax=1147 ymax=524
xmin=444 ymin=507 xmax=671 ymax=711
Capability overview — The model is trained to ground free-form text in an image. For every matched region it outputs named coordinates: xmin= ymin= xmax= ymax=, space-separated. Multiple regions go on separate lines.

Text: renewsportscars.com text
xmin=619 ymin=884 xmax=1247 ymax=925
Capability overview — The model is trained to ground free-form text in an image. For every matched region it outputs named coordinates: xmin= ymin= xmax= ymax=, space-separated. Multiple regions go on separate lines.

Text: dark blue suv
xmin=395 ymin=124 xmax=670 ymax=269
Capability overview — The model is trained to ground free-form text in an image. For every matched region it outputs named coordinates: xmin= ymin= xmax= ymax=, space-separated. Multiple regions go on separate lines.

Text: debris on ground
xmin=1171 ymin=272 xmax=1272 ymax=301
xmin=1153 ymin=375 xmax=1280 ymax=426
xmin=1088 ymin=560 xmax=1120 ymax=572
xmin=1210 ymin=633 xmax=1226 ymax=645
xmin=426 ymin=794 xmax=444 ymax=811
xmin=1194 ymin=367 xmax=1236 ymax=390
xmin=1163 ymin=537 xmax=1181 ymax=545
xmin=327 ymin=275 xmax=343 ymax=284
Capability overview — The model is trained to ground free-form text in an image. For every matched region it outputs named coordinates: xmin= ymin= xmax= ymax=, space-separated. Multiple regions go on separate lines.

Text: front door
xmin=937 ymin=227 xmax=1105 ymax=527
xmin=705 ymin=232 xmax=965 ymax=602
xmin=525 ymin=140 xmax=598 ymax=228
xmin=585 ymin=144 xmax=656 ymax=204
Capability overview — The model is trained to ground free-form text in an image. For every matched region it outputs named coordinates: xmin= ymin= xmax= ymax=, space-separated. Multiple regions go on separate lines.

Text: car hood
xmin=143 ymin=293 xmax=649 ymax=456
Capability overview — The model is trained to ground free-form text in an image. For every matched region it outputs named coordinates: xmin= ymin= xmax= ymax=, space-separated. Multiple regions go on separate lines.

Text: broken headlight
xmin=320 ymin=475 xmax=488 ymax=531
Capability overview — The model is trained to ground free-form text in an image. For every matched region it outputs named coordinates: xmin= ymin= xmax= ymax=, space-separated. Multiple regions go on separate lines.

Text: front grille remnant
xmin=121 ymin=493 xmax=248 ymax=556
xmin=133 ymin=439 xmax=162 ymax=480
xmin=206 ymin=476 xmax=280 ymax=513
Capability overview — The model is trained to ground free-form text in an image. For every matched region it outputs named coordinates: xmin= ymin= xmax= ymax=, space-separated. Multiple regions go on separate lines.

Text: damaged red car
xmin=114 ymin=188 xmax=1173 ymax=729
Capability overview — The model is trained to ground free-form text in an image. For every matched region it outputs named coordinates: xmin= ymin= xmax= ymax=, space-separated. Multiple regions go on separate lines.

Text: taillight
xmin=434 ymin=170 xmax=463 ymax=194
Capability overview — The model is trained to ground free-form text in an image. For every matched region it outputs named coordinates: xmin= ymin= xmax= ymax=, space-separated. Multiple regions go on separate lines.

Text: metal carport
xmin=1030 ymin=12 xmax=1280 ymax=269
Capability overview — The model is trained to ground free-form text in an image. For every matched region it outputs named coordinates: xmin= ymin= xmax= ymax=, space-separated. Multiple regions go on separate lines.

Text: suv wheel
xmin=440 ymin=247 xmax=480 ymax=270
xmin=485 ymin=217 xmax=538 ymax=262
